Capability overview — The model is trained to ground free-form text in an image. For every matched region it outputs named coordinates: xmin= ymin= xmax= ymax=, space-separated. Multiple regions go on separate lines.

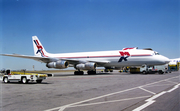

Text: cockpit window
xmin=154 ymin=52 xmax=160 ymax=55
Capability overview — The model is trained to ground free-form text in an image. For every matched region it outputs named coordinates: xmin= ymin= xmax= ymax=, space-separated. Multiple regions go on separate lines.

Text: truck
xmin=130 ymin=64 xmax=169 ymax=74
xmin=1 ymin=69 xmax=47 ymax=84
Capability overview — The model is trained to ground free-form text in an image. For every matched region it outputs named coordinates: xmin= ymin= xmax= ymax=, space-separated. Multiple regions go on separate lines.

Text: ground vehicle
xmin=2 ymin=70 xmax=47 ymax=84
xmin=168 ymin=61 xmax=179 ymax=71
xmin=130 ymin=64 xmax=169 ymax=74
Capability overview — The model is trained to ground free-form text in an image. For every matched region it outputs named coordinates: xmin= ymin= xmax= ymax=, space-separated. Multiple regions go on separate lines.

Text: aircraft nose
xmin=163 ymin=56 xmax=170 ymax=64
xmin=157 ymin=55 xmax=170 ymax=64
xmin=165 ymin=59 xmax=170 ymax=64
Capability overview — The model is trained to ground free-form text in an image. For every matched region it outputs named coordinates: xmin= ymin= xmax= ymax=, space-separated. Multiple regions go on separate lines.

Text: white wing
xmin=1 ymin=54 xmax=110 ymax=66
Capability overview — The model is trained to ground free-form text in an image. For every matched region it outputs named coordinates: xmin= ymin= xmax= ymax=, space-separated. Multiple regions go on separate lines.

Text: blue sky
xmin=0 ymin=0 xmax=179 ymax=70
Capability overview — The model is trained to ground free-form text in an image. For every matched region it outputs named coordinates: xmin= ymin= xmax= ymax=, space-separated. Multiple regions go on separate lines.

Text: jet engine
xmin=75 ymin=62 xmax=96 ymax=70
xmin=46 ymin=60 xmax=69 ymax=69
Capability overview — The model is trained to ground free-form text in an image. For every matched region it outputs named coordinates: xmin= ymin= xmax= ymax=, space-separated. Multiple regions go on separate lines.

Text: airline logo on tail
xmin=33 ymin=40 xmax=48 ymax=57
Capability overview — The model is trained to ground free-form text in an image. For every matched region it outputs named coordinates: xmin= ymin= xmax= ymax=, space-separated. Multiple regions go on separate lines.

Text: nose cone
xmin=161 ymin=56 xmax=170 ymax=64
xmin=165 ymin=58 xmax=170 ymax=64
xmin=155 ymin=55 xmax=170 ymax=65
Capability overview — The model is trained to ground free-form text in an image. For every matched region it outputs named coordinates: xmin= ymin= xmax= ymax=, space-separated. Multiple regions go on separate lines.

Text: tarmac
xmin=0 ymin=70 xmax=179 ymax=111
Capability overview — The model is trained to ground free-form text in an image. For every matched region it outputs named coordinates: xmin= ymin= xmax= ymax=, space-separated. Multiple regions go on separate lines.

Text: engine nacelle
xmin=75 ymin=62 xmax=96 ymax=70
xmin=46 ymin=61 xmax=69 ymax=69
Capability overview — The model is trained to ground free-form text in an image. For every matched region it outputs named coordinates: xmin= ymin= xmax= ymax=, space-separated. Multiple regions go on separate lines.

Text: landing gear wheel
xmin=74 ymin=71 xmax=84 ymax=75
xmin=87 ymin=71 xmax=96 ymax=75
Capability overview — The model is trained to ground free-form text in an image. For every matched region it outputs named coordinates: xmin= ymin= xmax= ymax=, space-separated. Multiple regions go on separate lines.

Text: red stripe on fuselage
xmin=56 ymin=54 xmax=152 ymax=59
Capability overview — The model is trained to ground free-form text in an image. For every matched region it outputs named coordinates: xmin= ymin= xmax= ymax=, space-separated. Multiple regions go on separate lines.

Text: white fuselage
xmin=45 ymin=49 xmax=170 ymax=67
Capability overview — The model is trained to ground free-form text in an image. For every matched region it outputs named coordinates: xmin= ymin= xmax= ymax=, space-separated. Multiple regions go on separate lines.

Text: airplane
xmin=1 ymin=36 xmax=170 ymax=75
xmin=169 ymin=58 xmax=180 ymax=65
xmin=170 ymin=58 xmax=180 ymax=63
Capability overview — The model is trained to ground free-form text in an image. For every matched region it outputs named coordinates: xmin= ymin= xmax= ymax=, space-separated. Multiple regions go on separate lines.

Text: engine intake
xmin=46 ymin=61 xmax=69 ymax=69
xmin=75 ymin=62 xmax=96 ymax=70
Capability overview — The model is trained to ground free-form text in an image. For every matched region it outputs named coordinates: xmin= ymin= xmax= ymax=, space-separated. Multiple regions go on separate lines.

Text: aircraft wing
xmin=1 ymin=54 xmax=51 ymax=63
xmin=1 ymin=54 xmax=110 ymax=66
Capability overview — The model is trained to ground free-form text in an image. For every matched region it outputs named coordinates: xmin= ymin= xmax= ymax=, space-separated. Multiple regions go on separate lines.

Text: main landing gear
xmin=74 ymin=70 xmax=84 ymax=75
xmin=74 ymin=70 xmax=96 ymax=75
xmin=87 ymin=71 xmax=96 ymax=75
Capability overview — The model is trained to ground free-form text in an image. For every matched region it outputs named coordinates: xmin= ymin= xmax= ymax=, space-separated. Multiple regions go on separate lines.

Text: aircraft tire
xmin=74 ymin=71 xmax=84 ymax=75
xmin=87 ymin=71 xmax=96 ymax=75
xmin=74 ymin=71 xmax=78 ymax=75
xmin=80 ymin=71 xmax=84 ymax=75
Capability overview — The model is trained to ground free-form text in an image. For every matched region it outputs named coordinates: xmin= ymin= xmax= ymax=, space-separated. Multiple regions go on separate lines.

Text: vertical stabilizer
xmin=32 ymin=36 xmax=49 ymax=57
